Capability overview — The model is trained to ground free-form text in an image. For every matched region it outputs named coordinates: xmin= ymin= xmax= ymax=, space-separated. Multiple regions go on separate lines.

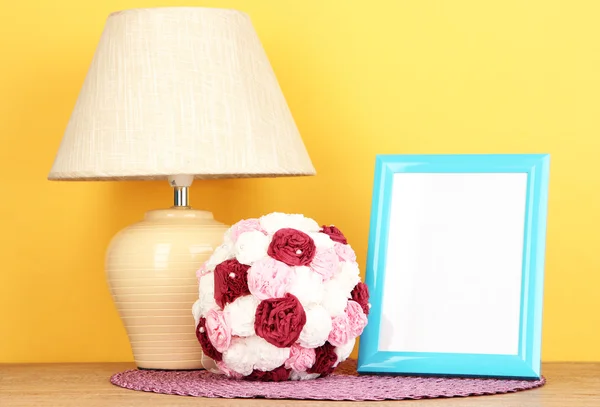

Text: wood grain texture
xmin=0 ymin=363 xmax=598 ymax=407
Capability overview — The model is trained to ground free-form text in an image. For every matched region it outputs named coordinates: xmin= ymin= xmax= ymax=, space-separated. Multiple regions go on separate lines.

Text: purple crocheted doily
xmin=110 ymin=360 xmax=545 ymax=401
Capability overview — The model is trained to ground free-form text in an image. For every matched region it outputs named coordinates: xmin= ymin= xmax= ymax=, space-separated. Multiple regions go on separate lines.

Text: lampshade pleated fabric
xmin=48 ymin=7 xmax=315 ymax=180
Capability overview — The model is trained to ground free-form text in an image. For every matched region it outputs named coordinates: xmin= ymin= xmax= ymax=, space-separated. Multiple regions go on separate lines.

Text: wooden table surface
xmin=0 ymin=363 xmax=598 ymax=406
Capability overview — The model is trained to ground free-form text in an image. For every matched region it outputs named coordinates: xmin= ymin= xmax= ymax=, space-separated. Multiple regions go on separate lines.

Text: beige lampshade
xmin=48 ymin=7 xmax=315 ymax=180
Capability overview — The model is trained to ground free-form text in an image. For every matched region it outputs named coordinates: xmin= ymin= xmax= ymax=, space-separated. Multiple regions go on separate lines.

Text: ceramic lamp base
xmin=105 ymin=208 xmax=228 ymax=370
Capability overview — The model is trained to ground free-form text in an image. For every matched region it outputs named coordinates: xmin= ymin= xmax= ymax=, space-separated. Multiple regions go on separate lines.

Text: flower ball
xmin=192 ymin=212 xmax=370 ymax=381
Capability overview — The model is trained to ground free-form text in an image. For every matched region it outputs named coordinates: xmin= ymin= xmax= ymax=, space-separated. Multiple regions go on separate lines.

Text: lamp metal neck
xmin=173 ymin=186 xmax=189 ymax=208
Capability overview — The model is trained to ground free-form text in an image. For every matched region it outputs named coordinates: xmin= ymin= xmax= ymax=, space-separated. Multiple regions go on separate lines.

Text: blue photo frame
xmin=357 ymin=154 xmax=550 ymax=379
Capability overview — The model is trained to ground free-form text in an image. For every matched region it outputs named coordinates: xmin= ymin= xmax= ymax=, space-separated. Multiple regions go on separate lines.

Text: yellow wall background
xmin=1 ymin=0 xmax=599 ymax=363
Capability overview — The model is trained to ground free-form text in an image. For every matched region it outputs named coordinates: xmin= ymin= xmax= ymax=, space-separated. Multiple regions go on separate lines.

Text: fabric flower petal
xmin=224 ymin=295 xmax=260 ymax=337
xmin=222 ymin=337 xmax=254 ymax=375
xmin=290 ymin=371 xmax=320 ymax=381
xmin=192 ymin=299 xmax=202 ymax=327
xmin=298 ymin=305 xmax=332 ymax=349
xmin=346 ymin=300 xmax=368 ymax=338
xmin=307 ymin=342 xmax=337 ymax=376
xmin=329 ymin=261 xmax=361 ymax=295
xmin=328 ymin=313 xmax=351 ymax=347
xmin=216 ymin=361 xmax=243 ymax=379
xmin=246 ymin=335 xmax=291 ymax=372
xmin=288 ymin=266 xmax=324 ymax=307
xmin=197 ymin=273 xmax=218 ymax=318
xmin=235 ymin=231 xmax=270 ymax=266
xmin=334 ymin=242 xmax=357 ymax=263
xmin=245 ymin=365 xmax=291 ymax=382
xmin=334 ymin=338 xmax=356 ymax=366
xmin=221 ymin=336 xmax=291 ymax=375
xmin=205 ymin=244 xmax=235 ymax=272
xmin=204 ymin=308 xmax=232 ymax=352
xmin=321 ymin=283 xmax=350 ymax=317
xmin=310 ymin=247 xmax=339 ymax=282
xmin=195 ymin=262 xmax=211 ymax=281
xmin=309 ymin=232 xmax=335 ymax=250
xmin=267 ymin=228 xmax=316 ymax=266
xmin=248 ymin=257 xmax=294 ymax=300
xmin=229 ymin=219 xmax=266 ymax=244
xmin=196 ymin=317 xmax=222 ymax=362
xmin=213 ymin=259 xmax=251 ymax=308
xmin=254 ymin=293 xmax=307 ymax=348
xmin=284 ymin=344 xmax=316 ymax=372
xmin=350 ymin=282 xmax=371 ymax=315
xmin=320 ymin=225 xmax=348 ymax=244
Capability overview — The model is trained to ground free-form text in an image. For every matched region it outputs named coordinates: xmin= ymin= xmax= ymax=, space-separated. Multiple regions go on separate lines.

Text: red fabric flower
xmin=267 ymin=228 xmax=316 ymax=266
xmin=254 ymin=293 xmax=307 ymax=348
xmin=351 ymin=282 xmax=370 ymax=315
xmin=244 ymin=365 xmax=291 ymax=382
xmin=195 ymin=317 xmax=222 ymax=362
xmin=320 ymin=225 xmax=348 ymax=245
xmin=214 ymin=259 xmax=251 ymax=308
xmin=307 ymin=342 xmax=337 ymax=376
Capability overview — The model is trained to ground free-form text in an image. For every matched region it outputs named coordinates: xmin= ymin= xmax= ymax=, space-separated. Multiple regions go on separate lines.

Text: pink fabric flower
xmin=345 ymin=300 xmax=368 ymax=337
xmin=334 ymin=243 xmax=357 ymax=263
xmin=196 ymin=317 xmax=222 ymax=362
xmin=217 ymin=361 xmax=243 ymax=379
xmin=248 ymin=257 xmax=295 ymax=300
xmin=328 ymin=313 xmax=351 ymax=347
xmin=204 ymin=309 xmax=232 ymax=353
xmin=310 ymin=247 xmax=339 ymax=281
xmin=230 ymin=219 xmax=266 ymax=243
xmin=284 ymin=344 xmax=316 ymax=372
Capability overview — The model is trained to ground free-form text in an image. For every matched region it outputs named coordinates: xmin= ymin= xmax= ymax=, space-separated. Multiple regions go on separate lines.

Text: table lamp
xmin=48 ymin=7 xmax=315 ymax=370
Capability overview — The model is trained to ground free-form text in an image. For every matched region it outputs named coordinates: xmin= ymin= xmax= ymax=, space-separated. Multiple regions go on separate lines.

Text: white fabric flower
xmin=334 ymin=338 xmax=356 ymax=366
xmin=259 ymin=212 xmax=320 ymax=234
xmin=235 ymin=231 xmax=269 ymax=265
xmin=197 ymin=273 xmax=218 ymax=318
xmin=299 ymin=305 xmax=332 ymax=348
xmin=223 ymin=336 xmax=290 ymax=375
xmin=224 ymin=295 xmax=260 ymax=337
xmin=329 ymin=261 xmax=361 ymax=295
xmin=192 ymin=299 xmax=202 ymax=327
xmin=309 ymin=232 xmax=335 ymax=250
xmin=321 ymin=283 xmax=349 ymax=317
xmin=288 ymin=266 xmax=324 ymax=307
xmin=205 ymin=243 xmax=234 ymax=272
xmin=247 ymin=335 xmax=291 ymax=372
xmin=290 ymin=371 xmax=320 ymax=381
xmin=310 ymin=247 xmax=339 ymax=281
xmin=222 ymin=338 xmax=256 ymax=376
xmin=223 ymin=229 xmax=234 ymax=248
